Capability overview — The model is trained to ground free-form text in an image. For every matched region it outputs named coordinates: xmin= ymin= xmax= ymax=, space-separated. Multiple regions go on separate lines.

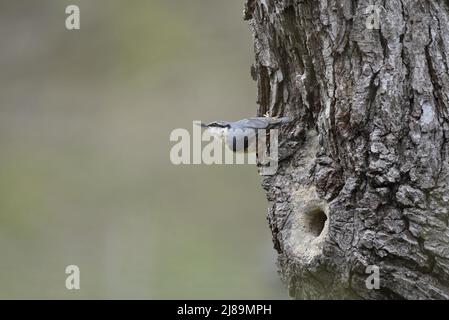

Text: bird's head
xmin=200 ymin=121 xmax=230 ymax=140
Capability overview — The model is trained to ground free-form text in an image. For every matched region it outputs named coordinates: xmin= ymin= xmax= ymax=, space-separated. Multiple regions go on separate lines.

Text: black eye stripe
xmin=208 ymin=122 xmax=230 ymax=128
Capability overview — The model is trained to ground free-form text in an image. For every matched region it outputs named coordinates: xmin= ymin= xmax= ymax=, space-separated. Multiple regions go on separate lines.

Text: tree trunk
xmin=245 ymin=0 xmax=449 ymax=299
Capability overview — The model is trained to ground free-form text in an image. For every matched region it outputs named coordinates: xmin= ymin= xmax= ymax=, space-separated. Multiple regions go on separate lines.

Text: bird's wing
xmin=236 ymin=117 xmax=292 ymax=129
xmin=235 ymin=118 xmax=271 ymax=129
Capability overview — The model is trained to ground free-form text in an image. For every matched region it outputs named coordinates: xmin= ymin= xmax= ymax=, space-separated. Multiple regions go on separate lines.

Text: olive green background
xmin=0 ymin=0 xmax=287 ymax=298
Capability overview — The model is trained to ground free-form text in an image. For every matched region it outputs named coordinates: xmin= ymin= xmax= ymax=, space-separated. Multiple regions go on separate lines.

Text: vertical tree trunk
xmin=245 ymin=0 xmax=449 ymax=299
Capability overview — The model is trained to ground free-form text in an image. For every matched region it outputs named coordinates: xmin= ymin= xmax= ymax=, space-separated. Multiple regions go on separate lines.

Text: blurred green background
xmin=0 ymin=0 xmax=287 ymax=298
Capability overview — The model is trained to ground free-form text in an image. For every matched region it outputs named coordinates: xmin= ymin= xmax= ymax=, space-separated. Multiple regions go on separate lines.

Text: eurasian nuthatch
xmin=200 ymin=116 xmax=292 ymax=153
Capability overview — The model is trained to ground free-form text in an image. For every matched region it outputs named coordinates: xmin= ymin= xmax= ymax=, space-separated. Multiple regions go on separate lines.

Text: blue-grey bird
xmin=200 ymin=116 xmax=292 ymax=153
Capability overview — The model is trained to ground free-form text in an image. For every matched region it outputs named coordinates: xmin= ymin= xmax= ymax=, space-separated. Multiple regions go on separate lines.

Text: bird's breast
xmin=225 ymin=128 xmax=257 ymax=152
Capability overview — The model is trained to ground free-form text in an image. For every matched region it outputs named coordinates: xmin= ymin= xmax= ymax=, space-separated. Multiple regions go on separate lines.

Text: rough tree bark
xmin=244 ymin=0 xmax=449 ymax=299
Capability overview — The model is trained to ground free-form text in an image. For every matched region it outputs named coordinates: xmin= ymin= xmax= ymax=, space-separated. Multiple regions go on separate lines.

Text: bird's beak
xmin=195 ymin=122 xmax=208 ymax=128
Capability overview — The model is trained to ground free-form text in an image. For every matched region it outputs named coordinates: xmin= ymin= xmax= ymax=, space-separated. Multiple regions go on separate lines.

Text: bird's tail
xmin=277 ymin=116 xmax=294 ymax=124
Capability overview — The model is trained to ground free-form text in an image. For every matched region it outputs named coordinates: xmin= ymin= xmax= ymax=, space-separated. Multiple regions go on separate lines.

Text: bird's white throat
xmin=207 ymin=127 xmax=228 ymax=141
